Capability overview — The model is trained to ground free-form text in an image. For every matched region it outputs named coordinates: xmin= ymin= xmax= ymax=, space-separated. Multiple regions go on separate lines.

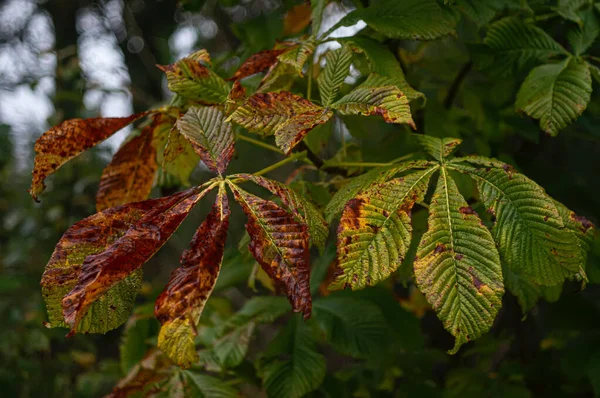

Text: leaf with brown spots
xmin=30 ymin=112 xmax=148 ymax=201
xmin=96 ymin=125 xmax=159 ymax=211
xmin=157 ymin=50 xmax=230 ymax=104
xmin=155 ymin=186 xmax=230 ymax=367
xmin=331 ymin=74 xmax=415 ymax=127
xmin=61 ymin=185 xmax=214 ymax=334
xmin=277 ymin=37 xmax=316 ymax=75
xmin=229 ymin=182 xmax=312 ymax=319
xmin=228 ymin=49 xmax=287 ymax=81
xmin=231 ymin=174 xmax=329 ymax=251
xmin=227 ymin=91 xmax=333 ymax=154
xmin=414 ymin=168 xmax=503 ymax=354
xmin=413 ymin=134 xmax=462 ymax=162
xmin=449 ymin=163 xmax=585 ymax=286
xmin=177 ymin=107 xmax=235 ymax=175
xmin=330 ymin=167 xmax=437 ymax=291
xmin=40 ymin=198 xmax=174 ymax=333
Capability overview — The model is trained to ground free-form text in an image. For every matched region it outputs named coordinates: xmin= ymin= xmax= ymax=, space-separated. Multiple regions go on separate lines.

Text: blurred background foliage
xmin=1 ymin=0 xmax=600 ymax=397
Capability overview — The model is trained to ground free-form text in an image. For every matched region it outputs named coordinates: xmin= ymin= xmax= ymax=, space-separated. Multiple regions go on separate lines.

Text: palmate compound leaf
xmin=318 ymin=45 xmax=353 ymax=107
xmin=231 ymin=174 xmax=328 ymax=252
xmin=334 ymin=0 xmax=456 ymax=40
xmin=60 ymin=184 xmax=214 ymax=333
xmin=176 ymin=107 xmax=235 ymax=175
xmin=258 ymin=314 xmax=325 ymax=398
xmin=448 ymin=162 xmax=585 ymax=285
xmin=414 ymin=167 xmax=504 ymax=354
xmin=30 ymin=112 xmax=149 ymax=201
xmin=228 ymin=182 xmax=312 ymax=319
xmin=155 ymin=185 xmax=230 ymax=368
xmin=157 ymin=50 xmax=230 ymax=104
xmin=227 ymin=91 xmax=333 ymax=154
xmin=413 ymin=134 xmax=462 ymax=162
xmin=277 ymin=37 xmax=317 ymax=75
xmin=96 ymin=120 xmax=159 ymax=212
xmin=323 ymin=160 xmax=435 ymax=223
xmin=330 ymin=166 xmax=438 ymax=290
xmin=515 ymin=57 xmax=592 ymax=136
xmin=481 ymin=17 xmax=568 ymax=75
xmin=228 ymin=49 xmax=286 ymax=81
xmin=332 ymin=74 xmax=416 ymax=128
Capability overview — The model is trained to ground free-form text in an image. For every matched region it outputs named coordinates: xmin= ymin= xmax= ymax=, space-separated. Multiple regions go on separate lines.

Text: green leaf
xmin=330 ymin=167 xmax=437 ymax=290
xmin=553 ymin=0 xmax=589 ymax=25
xmin=312 ymin=296 xmax=388 ymax=357
xmin=452 ymin=0 xmax=501 ymax=25
xmin=567 ymin=7 xmax=600 ymax=55
xmin=311 ymin=0 xmax=327 ymax=36
xmin=554 ymin=200 xmax=595 ymax=265
xmin=503 ymin=265 xmax=542 ymax=314
xmin=209 ymin=297 xmax=290 ymax=369
xmin=119 ymin=311 xmax=154 ymax=374
xmin=318 ymin=46 xmax=353 ymax=107
xmin=258 ymin=315 xmax=325 ymax=398
xmin=277 ymin=37 xmax=316 ymax=75
xmin=162 ymin=126 xmax=200 ymax=185
xmin=324 ymin=160 xmax=433 ymax=223
xmin=176 ymin=106 xmax=235 ymax=174
xmin=336 ymin=0 xmax=456 ymax=40
xmin=332 ymin=74 xmax=416 ymax=127
xmin=414 ymin=168 xmax=504 ymax=354
xmin=515 ymin=57 xmax=592 ymax=136
xmin=481 ymin=17 xmax=568 ymax=75
xmin=179 ymin=371 xmax=239 ymax=398
xmin=341 ymin=36 xmax=424 ymax=102
xmin=413 ymin=134 xmax=462 ymax=161
xmin=231 ymin=174 xmax=329 ymax=252
xmin=449 ymin=163 xmax=585 ymax=285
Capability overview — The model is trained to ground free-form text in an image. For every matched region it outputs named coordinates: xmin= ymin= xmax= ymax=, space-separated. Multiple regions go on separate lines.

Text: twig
xmin=444 ymin=61 xmax=473 ymax=110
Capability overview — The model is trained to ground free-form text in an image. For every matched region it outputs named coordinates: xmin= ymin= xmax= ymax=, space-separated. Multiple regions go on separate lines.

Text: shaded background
xmin=1 ymin=0 xmax=600 ymax=397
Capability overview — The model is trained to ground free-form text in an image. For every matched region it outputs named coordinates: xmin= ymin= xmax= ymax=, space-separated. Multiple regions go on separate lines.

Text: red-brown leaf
xmin=230 ymin=183 xmax=312 ymax=319
xmin=41 ymin=199 xmax=159 ymax=332
xmin=62 ymin=186 xmax=212 ymax=333
xmin=228 ymin=49 xmax=287 ymax=81
xmin=154 ymin=186 xmax=230 ymax=366
xmin=96 ymin=120 xmax=160 ymax=211
xmin=30 ymin=112 xmax=148 ymax=201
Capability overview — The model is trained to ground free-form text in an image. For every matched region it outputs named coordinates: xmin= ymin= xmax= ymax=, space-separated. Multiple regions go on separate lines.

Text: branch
xmin=295 ymin=141 xmax=349 ymax=177
xmin=444 ymin=61 xmax=472 ymax=110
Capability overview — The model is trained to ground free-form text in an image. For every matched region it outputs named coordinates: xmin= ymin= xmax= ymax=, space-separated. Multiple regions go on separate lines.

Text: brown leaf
xmin=283 ymin=3 xmax=312 ymax=36
xmin=162 ymin=125 xmax=200 ymax=185
xmin=41 ymin=200 xmax=159 ymax=333
xmin=62 ymin=185 xmax=213 ymax=333
xmin=96 ymin=122 xmax=159 ymax=211
xmin=30 ymin=112 xmax=148 ymax=201
xmin=275 ymin=109 xmax=333 ymax=155
xmin=155 ymin=186 xmax=230 ymax=367
xmin=227 ymin=91 xmax=332 ymax=153
xmin=228 ymin=49 xmax=286 ymax=81
xmin=230 ymin=183 xmax=312 ymax=319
